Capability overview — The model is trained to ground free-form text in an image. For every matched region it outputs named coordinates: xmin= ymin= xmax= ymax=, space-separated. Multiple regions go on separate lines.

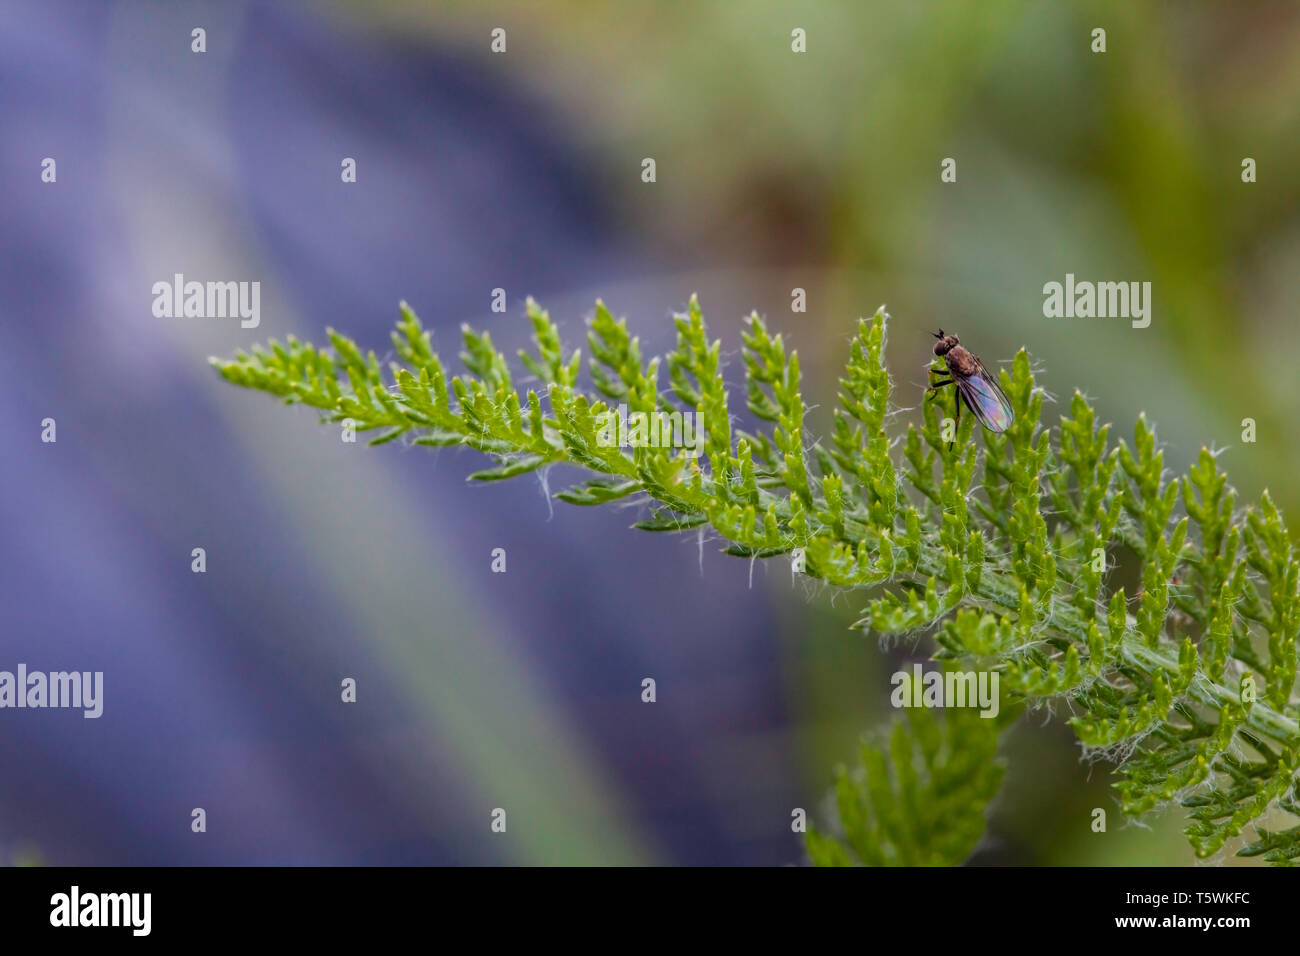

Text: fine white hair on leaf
xmin=533 ymin=465 xmax=555 ymax=521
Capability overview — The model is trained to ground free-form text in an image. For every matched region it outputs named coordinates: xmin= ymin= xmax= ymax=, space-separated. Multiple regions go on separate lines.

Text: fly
xmin=927 ymin=329 xmax=1014 ymax=450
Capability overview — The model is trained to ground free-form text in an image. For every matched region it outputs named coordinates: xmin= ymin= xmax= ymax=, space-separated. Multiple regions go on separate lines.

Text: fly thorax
xmin=947 ymin=346 xmax=978 ymax=376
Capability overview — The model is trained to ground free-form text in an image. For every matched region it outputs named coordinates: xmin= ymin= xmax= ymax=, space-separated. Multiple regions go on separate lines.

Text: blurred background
xmin=2 ymin=0 xmax=1298 ymax=865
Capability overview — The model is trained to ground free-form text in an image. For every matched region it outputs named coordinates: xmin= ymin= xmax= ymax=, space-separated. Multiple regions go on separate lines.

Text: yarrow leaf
xmin=212 ymin=297 xmax=1300 ymax=866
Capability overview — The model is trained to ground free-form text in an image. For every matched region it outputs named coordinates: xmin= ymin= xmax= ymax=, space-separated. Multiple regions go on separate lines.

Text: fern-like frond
xmin=806 ymin=685 xmax=1013 ymax=866
xmin=212 ymin=297 xmax=1300 ymax=865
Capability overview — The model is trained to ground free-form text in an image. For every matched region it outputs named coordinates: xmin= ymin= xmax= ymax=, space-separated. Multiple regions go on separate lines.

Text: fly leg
xmin=949 ymin=386 xmax=962 ymax=452
xmin=926 ymin=366 xmax=954 ymax=396
xmin=926 ymin=367 xmax=958 ymax=449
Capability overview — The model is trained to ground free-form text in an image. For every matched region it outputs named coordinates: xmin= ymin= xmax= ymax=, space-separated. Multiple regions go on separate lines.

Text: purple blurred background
xmin=0 ymin=0 xmax=800 ymax=865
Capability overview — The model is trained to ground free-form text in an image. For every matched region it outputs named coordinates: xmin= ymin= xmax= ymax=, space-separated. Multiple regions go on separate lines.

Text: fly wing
xmin=957 ymin=358 xmax=1014 ymax=433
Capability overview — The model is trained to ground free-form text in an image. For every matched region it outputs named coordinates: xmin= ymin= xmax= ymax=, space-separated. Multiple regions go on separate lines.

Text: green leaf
xmin=632 ymin=512 xmax=708 ymax=533
xmin=213 ymin=296 xmax=1300 ymax=867
xmin=467 ymin=455 xmax=547 ymax=481
xmin=555 ymin=478 xmax=640 ymax=506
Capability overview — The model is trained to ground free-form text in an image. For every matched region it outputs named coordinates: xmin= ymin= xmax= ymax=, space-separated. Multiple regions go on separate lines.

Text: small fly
xmin=927 ymin=330 xmax=1014 ymax=449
